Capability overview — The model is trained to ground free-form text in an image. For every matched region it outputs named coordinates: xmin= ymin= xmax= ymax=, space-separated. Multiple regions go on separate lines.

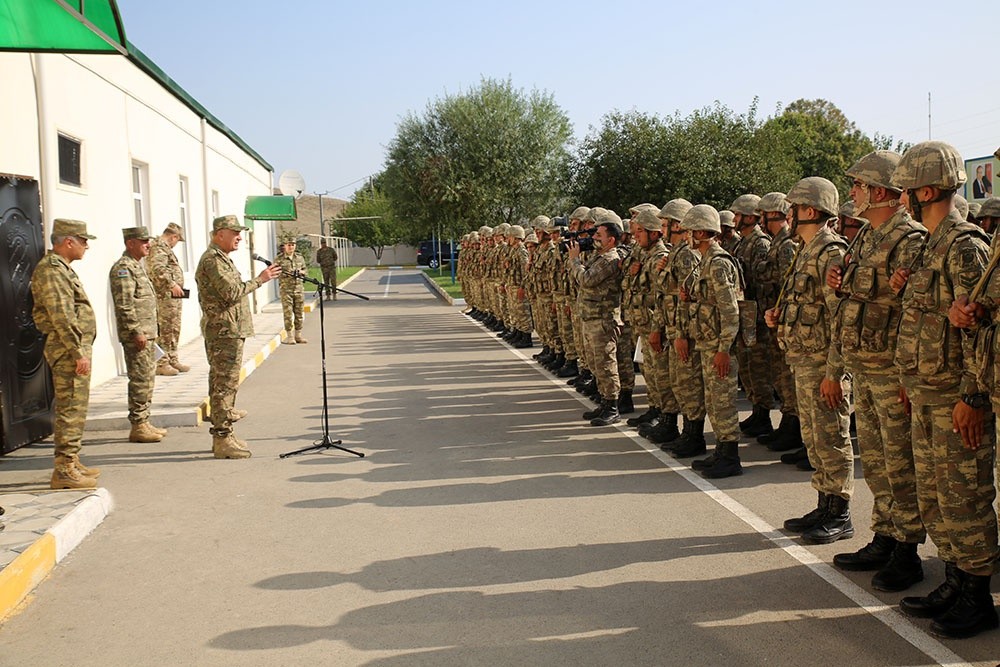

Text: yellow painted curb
xmin=0 ymin=533 xmax=56 ymax=621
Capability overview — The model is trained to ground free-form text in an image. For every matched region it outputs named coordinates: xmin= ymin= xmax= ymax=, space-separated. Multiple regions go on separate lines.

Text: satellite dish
xmin=278 ymin=170 xmax=306 ymax=198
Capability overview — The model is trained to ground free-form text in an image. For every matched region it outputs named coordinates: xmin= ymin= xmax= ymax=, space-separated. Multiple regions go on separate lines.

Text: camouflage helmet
xmin=719 ymin=210 xmax=736 ymax=228
xmin=657 ymin=198 xmax=694 ymax=222
xmin=593 ymin=207 xmax=624 ymax=230
xmin=680 ymin=204 xmax=722 ymax=233
xmin=729 ymin=194 xmax=761 ymax=216
xmin=967 ymin=202 xmax=982 ymax=219
xmin=469 ymin=231 xmax=480 ymax=242
xmin=478 ymin=225 xmax=493 ymax=237
xmin=786 ymin=177 xmax=839 ymax=218
xmin=524 ymin=232 xmax=539 ymax=244
xmin=278 ymin=231 xmax=296 ymax=244
xmin=495 ymin=222 xmax=511 ymax=233
xmin=633 ymin=209 xmax=662 ymax=232
xmin=530 ymin=215 xmax=551 ymax=230
xmin=509 ymin=224 xmax=525 ymax=239
xmin=976 ymin=197 xmax=1000 ymax=219
xmin=756 ymin=192 xmax=789 ymax=215
xmin=846 ymin=150 xmax=902 ymax=191
xmin=954 ymin=195 xmax=970 ymax=220
xmin=839 ymin=202 xmax=863 ymax=221
xmin=891 ymin=141 xmax=967 ymax=190
xmin=569 ymin=206 xmax=591 ymax=221
xmin=629 ymin=203 xmax=659 ymax=215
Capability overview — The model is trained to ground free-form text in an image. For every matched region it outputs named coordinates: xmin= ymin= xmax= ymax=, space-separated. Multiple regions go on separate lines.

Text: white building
xmin=0 ymin=45 xmax=279 ymax=386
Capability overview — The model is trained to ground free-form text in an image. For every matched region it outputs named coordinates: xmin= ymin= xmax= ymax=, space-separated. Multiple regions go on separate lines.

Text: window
xmin=211 ymin=189 xmax=219 ymax=222
xmin=58 ymin=133 xmax=82 ymax=186
xmin=131 ymin=161 xmax=148 ymax=227
xmin=178 ymin=176 xmax=192 ymax=270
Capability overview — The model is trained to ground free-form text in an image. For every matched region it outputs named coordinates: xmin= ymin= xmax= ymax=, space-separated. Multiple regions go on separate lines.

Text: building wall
xmin=0 ymin=51 xmax=274 ymax=385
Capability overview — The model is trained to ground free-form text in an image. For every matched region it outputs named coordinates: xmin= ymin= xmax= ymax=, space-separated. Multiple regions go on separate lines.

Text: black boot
xmin=538 ymin=346 xmax=554 ymax=362
xmin=833 ymin=533 xmax=896 ymax=572
xmin=784 ymin=493 xmax=830 ymax=533
xmin=767 ymin=415 xmax=803 ymax=452
xmin=568 ymin=369 xmax=589 ymax=386
xmin=627 ymin=406 xmax=660 ymax=428
xmin=637 ymin=417 xmax=660 ymax=438
xmin=900 ymin=562 xmax=963 ymax=619
xmin=802 ymin=495 xmax=853 ymax=544
xmin=618 ymin=390 xmax=634 ymax=414
xmin=576 ymin=376 xmax=596 ymax=395
xmin=929 ymin=573 xmax=999 ymax=639
xmin=557 ymin=359 xmax=579 ymax=378
xmin=514 ymin=331 xmax=534 ymax=348
xmin=701 ymin=442 xmax=743 ymax=478
xmin=650 ymin=415 xmax=687 ymax=446
xmin=533 ymin=345 xmax=550 ymax=360
xmin=548 ymin=353 xmax=566 ymax=372
xmin=691 ymin=443 xmax=720 ymax=471
xmin=672 ymin=421 xmax=707 ymax=458
xmin=582 ymin=402 xmax=604 ymax=420
xmin=584 ymin=379 xmax=601 ymax=399
xmin=871 ymin=541 xmax=924 ymax=592
xmin=742 ymin=405 xmax=773 ymax=437
xmin=757 ymin=412 xmax=791 ymax=445
xmin=739 ymin=406 xmax=763 ymax=431
xmin=780 ymin=446 xmax=808 ymax=465
xmin=590 ymin=399 xmax=621 ymax=426
xmin=795 ymin=452 xmax=815 ymax=471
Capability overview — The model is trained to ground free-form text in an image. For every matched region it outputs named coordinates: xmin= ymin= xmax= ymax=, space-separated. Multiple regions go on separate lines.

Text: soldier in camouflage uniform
xmin=315 ymin=238 xmax=338 ymax=301
xmin=31 ymin=219 xmax=99 ymax=489
xmin=681 ymin=205 xmax=744 ymax=478
xmin=720 ymin=210 xmax=740 ymax=255
xmin=825 ymin=151 xmax=928 ymax=593
xmin=973 ymin=197 xmax=1000 ymax=241
xmin=892 ymin=142 xmax=997 ymax=639
xmin=765 ymin=177 xmax=853 ymax=545
xmin=536 ymin=218 xmax=567 ymax=371
xmin=110 ymin=226 xmax=165 ymax=444
xmin=573 ymin=213 xmax=601 ymax=399
xmin=504 ymin=225 xmax=533 ymax=348
xmin=146 ymin=222 xmax=188 ymax=376
xmin=195 ymin=215 xmax=280 ymax=459
xmin=837 ymin=203 xmax=866 ymax=244
xmin=551 ymin=217 xmax=580 ymax=378
xmin=276 ymin=233 xmax=308 ymax=344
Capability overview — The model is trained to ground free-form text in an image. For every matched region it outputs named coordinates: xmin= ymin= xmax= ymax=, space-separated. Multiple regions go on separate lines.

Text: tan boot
xmin=171 ymin=360 xmax=191 ymax=373
xmin=294 ymin=331 xmax=308 ymax=344
xmin=75 ymin=459 xmax=101 ymax=478
xmin=213 ymin=434 xmax=251 ymax=459
xmin=283 ymin=333 xmax=297 ymax=345
xmin=156 ymin=363 xmax=179 ymax=376
xmin=51 ymin=456 xmax=98 ymax=489
xmin=129 ymin=421 xmax=163 ymax=443
xmin=228 ymin=408 xmax=248 ymax=422
xmin=149 ymin=423 xmax=168 ymax=437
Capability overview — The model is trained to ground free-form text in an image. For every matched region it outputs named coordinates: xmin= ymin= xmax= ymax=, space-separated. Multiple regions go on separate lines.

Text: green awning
xmin=244 ymin=196 xmax=297 ymax=221
xmin=0 ymin=0 xmax=127 ymax=54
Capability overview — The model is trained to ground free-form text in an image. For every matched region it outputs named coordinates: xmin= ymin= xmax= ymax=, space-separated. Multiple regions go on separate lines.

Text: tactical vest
xmin=757 ymin=228 xmax=797 ymax=310
xmin=659 ymin=243 xmax=698 ymax=331
xmin=734 ymin=227 xmax=769 ymax=301
xmin=778 ymin=230 xmax=847 ymax=358
xmin=688 ymin=247 xmax=743 ymax=349
xmin=625 ymin=242 xmax=667 ymax=331
xmin=895 ymin=219 xmax=989 ymax=386
xmin=836 ymin=215 xmax=926 ymax=365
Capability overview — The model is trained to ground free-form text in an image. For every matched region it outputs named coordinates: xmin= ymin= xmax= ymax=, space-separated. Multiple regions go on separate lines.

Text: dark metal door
xmin=0 ymin=175 xmax=52 ymax=454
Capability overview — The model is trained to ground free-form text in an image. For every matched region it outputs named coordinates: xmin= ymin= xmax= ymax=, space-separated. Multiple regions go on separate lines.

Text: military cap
xmin=279 ymin=231 xmax=297 ymax=244
xmin=757 ymin=192 xmax=789 ymax=215
xmin=891 ymin=141 xmax=966 ymax=190
xmin=163 ymin=222 xmax=185 ymax=241
xmin=530 ymin=215 xmax=551 ymax=230
xmin=729 ymin=194 xmax=761 ymax=215
xmin=53 ymin=218 xmax=96 ymax=239
xmin=525 ymin=232 xmax=539 ymax=244
xmin=846 ymin=150 xmax=902 ymax=191
xmin=680 ymin=204 xmax=722 ymax=233
xmin=976 ymin=197 xmax=1000 ymax=219
xmin=122 ymin=226 xmax=152 ymax=241
xmin=954 ymin=194 xmax=970 ymax=220
xmin=839 ymin=203 xmax=863 ymax=221
xmin=787 ymin=177 xmax=839 ymax=218
xmin=509 ymin=225 xmax=526 ymax=239
xmin=719 ymin=210 xmax=736 ymax=228
xmin=629 ymin=203 xmax=659 ymax=215
xmin=569 ymin=206 xmax=591 ymax=221
xmin=633 ymin=209 xmax=662 ymax=232
xmin=658 ymin=198 xmax=694 ymax=222
xmin=967 ymin=202 xmax=982 ymax=219
xmin=213 ymin=215 xmax=249 ymax=232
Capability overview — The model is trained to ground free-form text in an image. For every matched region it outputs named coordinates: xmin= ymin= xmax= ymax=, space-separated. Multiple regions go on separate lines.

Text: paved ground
xmin=0 ymin=268 xmax=997 ymax=666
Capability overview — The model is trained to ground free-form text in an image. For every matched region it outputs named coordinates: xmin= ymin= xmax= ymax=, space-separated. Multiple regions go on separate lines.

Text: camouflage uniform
xmin=276 ymin=246 xmax=307 ymax=335
xmin=571 ymin=243 xmax=623 ymax=401
xmin=146 ymin=222 xmax=185 ymax=372
xmin=733 ymin=224 xmax=775 ymax=414
xmin=758 ymin=224 xmax=799 ymax=417
xmin=660 ymin=228 xmax=705 ymax=423
xmin=615 ymin=242 xmax=637 ymax=398
xmin=109 ymin=230 xmax=159 ymax=425
xmin=553 ymin=237 xmax=578 ymax=364
xmin=315 ymin=243 xmax=338 ymax=299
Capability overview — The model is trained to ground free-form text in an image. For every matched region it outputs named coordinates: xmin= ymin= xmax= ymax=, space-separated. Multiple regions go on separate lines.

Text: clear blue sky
xmin=117 ymin=0 xmax=1000 ymax=200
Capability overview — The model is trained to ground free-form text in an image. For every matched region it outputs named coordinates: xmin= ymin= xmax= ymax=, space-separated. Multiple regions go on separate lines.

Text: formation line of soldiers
xmin=456 ymin=141 xmax=1000 ymax=639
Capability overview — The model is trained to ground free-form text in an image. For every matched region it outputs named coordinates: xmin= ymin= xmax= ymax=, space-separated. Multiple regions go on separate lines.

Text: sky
xmin=116 ymin=0 xmax=1000 ymax=200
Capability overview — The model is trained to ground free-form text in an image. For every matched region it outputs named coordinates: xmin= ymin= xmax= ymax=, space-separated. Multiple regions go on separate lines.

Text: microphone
xmin=252 ymin=253 xmax=272 ymax=266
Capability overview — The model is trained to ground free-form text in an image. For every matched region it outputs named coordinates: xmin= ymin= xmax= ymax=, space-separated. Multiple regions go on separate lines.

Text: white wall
xmin=0 ymin=51 xmax=274 ymax=385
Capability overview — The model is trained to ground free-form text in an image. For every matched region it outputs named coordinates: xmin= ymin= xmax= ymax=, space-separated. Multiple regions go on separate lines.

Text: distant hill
xmin=271 ymin=192 xmax=348 ymax=240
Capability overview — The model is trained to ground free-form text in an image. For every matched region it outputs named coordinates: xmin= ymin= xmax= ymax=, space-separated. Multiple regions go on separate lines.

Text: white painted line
xmin=464 ymin=316 xmax=972 ymax=667
xmin=383 ymin=271 xmax=392 ymax=298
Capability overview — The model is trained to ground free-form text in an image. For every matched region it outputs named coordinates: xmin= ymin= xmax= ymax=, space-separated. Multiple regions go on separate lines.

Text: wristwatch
xmin=961 ymin=392 xmax=990 ymax=410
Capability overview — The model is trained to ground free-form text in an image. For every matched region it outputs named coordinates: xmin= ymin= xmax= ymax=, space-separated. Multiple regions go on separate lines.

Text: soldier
xmin=110 ymin=226 xmax=166 ymax=444
xmin=537 ymin=218 xmax=566 ymax=371
xmin=276 ymin=233 xmax=308 ymax=344
xmin=195 ymin=215 xmax=280 ymax=459
xmin=837 ymin=203 xmax=866 ymax=243
xmin=720 ymin=210 xmax=740 ymax=255
xmin=893 ymin=142 xmax=997 ymax=639
xmin=765 ymin=177 xmax=853 ymax=545
xmin=569 ymin=213 xmax=624 ymax=426
xmin=966 ymin=201 xmax=982 ymax=223
xmin=681 ymin=205 xmax=744 ymax=478
xmin=505 ymin=224 xmax=533 ymax=348
xmin=973 ymin=197 xmax=1000 ymax=240
xmin=551 ymin=217 xmax=580 ymax=379
xmin=147 ymin=222 xmax=189 ymax=376
xmin=315 ymin=238 xmax=338 ymax=300
xmin=826 ymin=151 xmax=928 ymax=592
xmin=564 ymin=209 xmax=591 ymax=386
xmin=31 ymin=219 xmax=100 ymax=489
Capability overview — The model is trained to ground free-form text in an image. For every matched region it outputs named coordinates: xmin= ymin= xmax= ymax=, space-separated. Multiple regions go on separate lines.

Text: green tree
xmin=382 ymin=77 xmax=573 ymax=237
xmin=335 ymin=181 xmax=401 ymax=264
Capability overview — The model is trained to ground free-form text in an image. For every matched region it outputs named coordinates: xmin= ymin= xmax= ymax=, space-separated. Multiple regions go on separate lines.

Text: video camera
xmin=559 ymin=230 xmax=595 ymax=253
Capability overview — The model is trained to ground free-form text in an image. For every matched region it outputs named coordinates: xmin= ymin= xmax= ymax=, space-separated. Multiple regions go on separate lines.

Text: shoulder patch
xmin=116 ymin=268 xmax=130 ymax=278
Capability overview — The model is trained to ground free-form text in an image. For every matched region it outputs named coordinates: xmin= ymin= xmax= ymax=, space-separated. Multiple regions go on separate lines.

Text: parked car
xmin=417 ymin=240 xmax=460 ymax=269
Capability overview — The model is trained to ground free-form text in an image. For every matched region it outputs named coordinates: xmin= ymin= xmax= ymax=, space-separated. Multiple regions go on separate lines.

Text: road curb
xmin=419 ymin=271 xmax=465 ymax=306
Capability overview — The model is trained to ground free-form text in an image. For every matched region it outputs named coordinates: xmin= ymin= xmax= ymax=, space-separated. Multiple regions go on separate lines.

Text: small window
xmin=58 ymin=134 xmax=82 ymax=186
xmin=211 ymin=189 xmax=219 ymax=221
xmin=132 ymin=161 xmax=148 ymax=227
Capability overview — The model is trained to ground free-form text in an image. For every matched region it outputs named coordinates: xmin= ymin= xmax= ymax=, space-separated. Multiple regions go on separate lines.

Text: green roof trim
xmin=245 ymin=195 xmax=297 ymax=221
xmin=0 ymin=0 xmax=127 ymax=54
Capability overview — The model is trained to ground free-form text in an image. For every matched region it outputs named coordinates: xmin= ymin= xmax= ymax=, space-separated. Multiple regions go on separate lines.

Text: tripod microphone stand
xmin=269 ymin=264 xmax=368 ymax=459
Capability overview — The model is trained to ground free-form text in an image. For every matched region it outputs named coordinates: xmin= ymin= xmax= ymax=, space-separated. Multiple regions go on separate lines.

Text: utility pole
xmin=315 ymin=190 xmax=330 ymax=237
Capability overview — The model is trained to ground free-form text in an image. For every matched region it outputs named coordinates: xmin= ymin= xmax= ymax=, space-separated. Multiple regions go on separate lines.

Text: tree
xmin=335 ymin=181 xmax=401 ymax=265
xmin=382 ymin=77 xmax=573 ymax=237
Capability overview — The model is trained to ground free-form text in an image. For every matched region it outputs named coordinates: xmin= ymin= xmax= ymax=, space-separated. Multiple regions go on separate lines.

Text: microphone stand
xmin=277 ymin=268 xmax=368 ymax=459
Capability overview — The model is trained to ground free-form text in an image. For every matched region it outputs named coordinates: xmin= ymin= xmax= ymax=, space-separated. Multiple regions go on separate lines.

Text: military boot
xmin=148 ymin=423 xmax=168 ymax=437
xmin=780 ymin=446 xmax=809 ymax=465
xmin=900 ymin=562 xmax=963 ymax=618
xmin=617 ymin=390 xmax=634 ymax=414
xmin=156 ymin=363 xmax=179 ymax=376
xmin=548 ymin=353 xmax=566 ymax=372
xmin=75 ymin=458 xmax=101 ymax=478
xmin=833 ymin=532 xmax=895 ymax=572
xmin=766 ymin=415 xmax=803 ymax=452
xmin=627 ymin=406 xmax=660 ymax=428
xmin=51 ymin=455 xmax=98 ymax=490
xmin=739 ymin=407 xmax=761 ymax=431
xmin=294 ymin=331 xmax=308 ymax=344
xmin=557 ymin=359 xmax=579 ymax=378
xmin=590 ymin=399 xmax=620 ymax=426
xmin=656 ymin=416 xmax=698 ymax=448
xmin=742 ymin=405 xmax=773 ymax=437
xmin=129 ymin=421 xmax=163 ymax=443
xmin=756 ymin=411 xmax=790 ymax=445
xmin=229 ymin=408 xmax=248 ymax=422
xmin=871 ymin=541 xmax=924 ymax=592
xmin=213 ymin=434 xmax=252 ymax=459
xmin=929 ymin=573 xmax=999 ymax=639
xmin=701 ymin=442 xmax=743 ymax=478
xmin=514 ymin=331 xmax=534 ymax=349
xmin=671 ymin=421 xmax=707 ymax=458
xmin=533 ymin=345 xmax=550 ymax=360
xmin=802 ymin=495 xmax=853 ymax=544
xmin=691 ymin=443 xmax=720 ymax=471
xmin=171 ymin=360 xmax=191 ymax=373
xmin=582 ymin=403 xmax=604 ymax=420
xmin=795 ymin=454 xmax=815 ymax=471
xmin=283 ymin=333 xmax=297 ymax=345
xmin=577 ymin=376 xmax=598 ymax=396
xmin=784 ymin=492 xmax=830 ymax=533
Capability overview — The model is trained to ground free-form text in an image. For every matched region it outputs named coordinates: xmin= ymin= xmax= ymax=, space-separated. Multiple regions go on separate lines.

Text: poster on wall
xmin=965 ymin=156 xmax=997 ymax=201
